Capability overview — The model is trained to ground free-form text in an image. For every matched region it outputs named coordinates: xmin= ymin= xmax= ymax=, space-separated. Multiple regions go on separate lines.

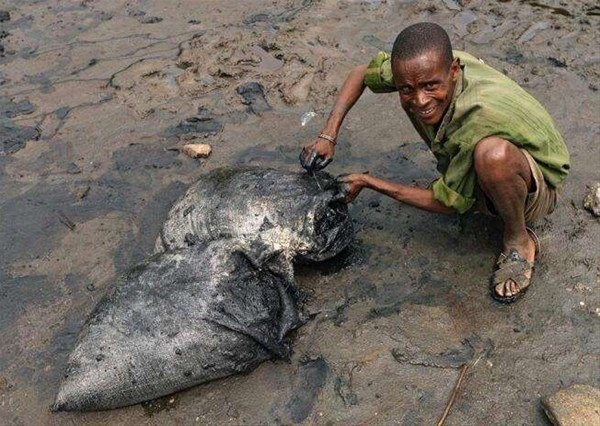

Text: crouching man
xmin=300 ymin=23 xmax=570 ymax=303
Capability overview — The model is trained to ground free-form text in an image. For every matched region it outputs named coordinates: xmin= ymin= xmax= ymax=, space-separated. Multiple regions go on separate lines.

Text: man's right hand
xmin=299 ymin=137 xmax=335 ymax=171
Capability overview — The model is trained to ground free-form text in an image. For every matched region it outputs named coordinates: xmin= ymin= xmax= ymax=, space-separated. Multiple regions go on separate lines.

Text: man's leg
xmin=474 ymin=137 xmax=536 ymax=298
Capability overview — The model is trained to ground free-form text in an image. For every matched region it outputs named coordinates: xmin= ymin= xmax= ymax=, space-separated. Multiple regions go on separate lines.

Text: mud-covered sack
xmin=155 ymin=168 xmax=353 ymax=262
xmin=53 ymin=240 xmax=301 ymax=412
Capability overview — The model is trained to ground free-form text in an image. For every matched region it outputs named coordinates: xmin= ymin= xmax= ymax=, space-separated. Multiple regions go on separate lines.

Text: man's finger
xmin=313 ymin=157 xmax=332 ymax=170
xmin=338 ymin=182 xmax=351 ymax=198
xmin=300 ymin=147 xmax=314 ymax=170
xmin=330 ymin=191 xmax=348 ymax=203
xmin=299 ymin=148 xmax=307 ymax=167
xmin=304 ymin=150 xmax=318 ymax=170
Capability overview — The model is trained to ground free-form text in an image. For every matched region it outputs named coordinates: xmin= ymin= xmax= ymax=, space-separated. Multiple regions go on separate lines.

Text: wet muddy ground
xmin=0 ymin=1 xmax=598 ymax=425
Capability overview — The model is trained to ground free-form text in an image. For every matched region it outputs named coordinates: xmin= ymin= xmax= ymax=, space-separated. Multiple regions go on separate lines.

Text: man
xmin=299 ymin=23 xmax=570 ymax=303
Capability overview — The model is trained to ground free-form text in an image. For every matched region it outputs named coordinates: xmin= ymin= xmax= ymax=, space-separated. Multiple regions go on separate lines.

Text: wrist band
xmin=318 ymin=133 xmax=337 ymax=145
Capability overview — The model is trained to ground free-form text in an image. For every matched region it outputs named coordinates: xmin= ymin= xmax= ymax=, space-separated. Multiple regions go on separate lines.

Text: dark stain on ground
xmin=236 ymin=145 xmax=290 ymax=166
xmin=0 ymin=97 xmax=35 ymax=117
xmin=113 ymin=143 xmax=183 ymax=173
xmin=112 ymin=180 xmax=189 ymax=272
xmin=334 ymin=375 xmax=358 ymax=406
xmin=55 ymin=106 xmax=70 ymax=119
xmin=283 ymin=357 xmax=329 ymax=423
xmin=236 ymin=82 xmax=271 ymax=115
xmin=391 ymin=340 xmax=474 ymax=368
xmin=166 ymin=116 xmax=223 ymax=138
xmin=1 ymin=97 xmax=40 ymax=155
xmin=0 ymin=10 xmax=9 ymax=58
xmin=370 ymin=270 xmax=452 ymax=319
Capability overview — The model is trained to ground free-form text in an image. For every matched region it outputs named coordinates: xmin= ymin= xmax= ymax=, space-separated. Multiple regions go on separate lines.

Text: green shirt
xmin=364 ymin=50 xmax=570 ymax=213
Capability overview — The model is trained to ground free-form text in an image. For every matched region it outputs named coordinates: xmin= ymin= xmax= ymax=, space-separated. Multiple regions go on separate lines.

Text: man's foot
xmin=491 ymin=228 xmax=539 ymax=303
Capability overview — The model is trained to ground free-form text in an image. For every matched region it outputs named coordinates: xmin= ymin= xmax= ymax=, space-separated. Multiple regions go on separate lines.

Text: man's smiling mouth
xmin=416 ymin=106 xmax=436 ymax=118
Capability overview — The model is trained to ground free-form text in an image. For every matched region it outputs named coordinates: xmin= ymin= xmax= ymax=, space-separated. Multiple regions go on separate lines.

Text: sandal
xmin=490 ymin=227 xmax=540 ymax=304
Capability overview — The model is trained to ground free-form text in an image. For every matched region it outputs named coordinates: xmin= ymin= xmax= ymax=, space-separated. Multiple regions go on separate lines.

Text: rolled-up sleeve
xmin=364 ymin=51 xmax=397 ymax=93
xmin=431 ymin=178 xmax=476 ymax=214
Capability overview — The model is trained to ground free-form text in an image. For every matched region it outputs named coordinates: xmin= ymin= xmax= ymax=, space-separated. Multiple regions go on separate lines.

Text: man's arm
xmin=300 ymin=65 xmax=368 ymax=169
xmin=321 ymin=64 xmax=368 ymax=140
xmin=340 ymin=173 xmax=455 ymax=214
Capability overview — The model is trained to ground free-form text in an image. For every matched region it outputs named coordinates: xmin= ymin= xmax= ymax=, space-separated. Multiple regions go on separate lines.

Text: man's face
xmin=392 ymin=51 xmax=460 ymax=126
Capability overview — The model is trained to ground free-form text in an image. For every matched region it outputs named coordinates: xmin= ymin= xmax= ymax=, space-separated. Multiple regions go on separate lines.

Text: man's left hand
xmin=337 ymin=173 xmax=369 ymax=202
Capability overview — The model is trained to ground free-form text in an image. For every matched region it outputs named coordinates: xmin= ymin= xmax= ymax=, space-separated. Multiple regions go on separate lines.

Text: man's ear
xmin=450 ymin=58 xmax=460 ymax=81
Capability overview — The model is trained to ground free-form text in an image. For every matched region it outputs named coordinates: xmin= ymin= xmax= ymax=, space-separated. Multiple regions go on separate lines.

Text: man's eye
xmin=399 ymin=87 xmax=412 ymax=95
xmin=424 ymin=83 xmax=438 ymax=90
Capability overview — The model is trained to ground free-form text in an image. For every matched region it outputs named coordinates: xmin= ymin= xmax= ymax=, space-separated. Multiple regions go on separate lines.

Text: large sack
xmin=53 ymin=240 xmax=301 ymax=411
xmin=155 ymin=167 xmax=353 ymax=262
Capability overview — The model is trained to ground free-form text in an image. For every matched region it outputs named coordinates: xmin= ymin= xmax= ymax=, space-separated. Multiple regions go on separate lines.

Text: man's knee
xmin=474 ymin=137 xmax=514 ymax=182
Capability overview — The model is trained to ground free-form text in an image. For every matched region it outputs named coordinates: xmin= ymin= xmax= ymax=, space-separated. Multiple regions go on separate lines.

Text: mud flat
xmin=0 ymin=1 xmax=598 ymax=425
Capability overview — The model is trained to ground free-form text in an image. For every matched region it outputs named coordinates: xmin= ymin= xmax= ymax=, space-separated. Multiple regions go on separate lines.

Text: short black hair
xmin=391 ymin=23 xmax=453 ymax=69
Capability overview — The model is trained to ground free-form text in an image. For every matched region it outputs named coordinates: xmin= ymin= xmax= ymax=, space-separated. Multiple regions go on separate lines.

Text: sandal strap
xmin=493 ymin=262 xmax=531 ymax=285
xmin=525 ymin=226 xmax=540 ymax=256
xmin=493 ymin=248 xmax=534 ymax=287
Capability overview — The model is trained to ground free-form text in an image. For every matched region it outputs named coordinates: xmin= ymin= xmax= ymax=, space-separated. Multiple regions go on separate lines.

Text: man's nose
xmin=414 ymin=90 xmax=429 ymax=108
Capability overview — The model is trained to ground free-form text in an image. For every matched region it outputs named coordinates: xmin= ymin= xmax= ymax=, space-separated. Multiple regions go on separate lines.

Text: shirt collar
xmin=406 ymin=67 xmax=465 ymax=146
xmin=432 ymin=67 xmax=464 ymax=144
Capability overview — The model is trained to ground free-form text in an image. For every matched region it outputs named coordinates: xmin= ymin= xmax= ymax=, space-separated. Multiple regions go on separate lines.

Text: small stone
xmin=542 ymin=384 xmax=600 ymax=426
xmin=182 ymin=143 xmax=212 ymax=159
xmin=0 ymin=11 xmax=10 ymax=22
xmin=582 ymin=182 xmax=600 ymax=217
xmin=86 ymin=283 xmax=96 ymax=292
